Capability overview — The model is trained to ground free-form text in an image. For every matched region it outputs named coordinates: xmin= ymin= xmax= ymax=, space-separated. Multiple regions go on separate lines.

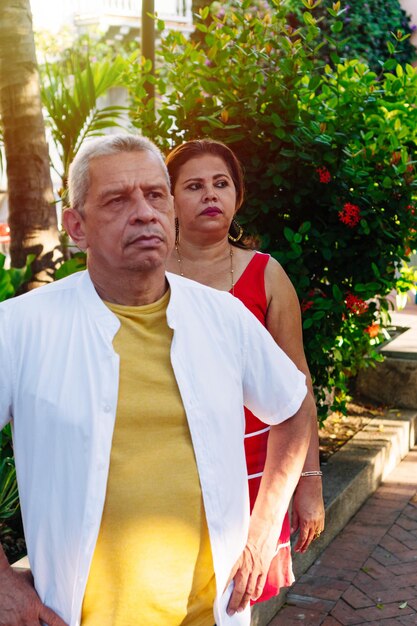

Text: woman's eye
xmin=215 ymin=180 xmax=229 ymax=188
xmin=187 ymin=183 xmax=202 ymax=191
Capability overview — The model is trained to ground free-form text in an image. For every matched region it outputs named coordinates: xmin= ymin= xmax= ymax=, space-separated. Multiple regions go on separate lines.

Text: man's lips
xmin=126 ymin=234 xmax=164 ymax=247
xmin=200 ymin=207 xmax=222 ymax=216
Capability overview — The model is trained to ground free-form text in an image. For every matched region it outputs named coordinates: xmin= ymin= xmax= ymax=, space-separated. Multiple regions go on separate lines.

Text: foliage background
xmin=285 ymin=0 xmax=416 ymax=73
xmin=128 ymin=0 xmax=417 ymax=419
xmin=1 ymin=0 xmax=417 ymax=422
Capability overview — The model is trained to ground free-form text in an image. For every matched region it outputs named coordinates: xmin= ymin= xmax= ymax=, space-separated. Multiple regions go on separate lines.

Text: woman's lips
xmin=200 ymin=207 xmax=222 ymax=216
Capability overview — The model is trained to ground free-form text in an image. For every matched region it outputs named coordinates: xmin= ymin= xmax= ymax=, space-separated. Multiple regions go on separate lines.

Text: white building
xmin=30 ymin=0 xmax=193 ymax=39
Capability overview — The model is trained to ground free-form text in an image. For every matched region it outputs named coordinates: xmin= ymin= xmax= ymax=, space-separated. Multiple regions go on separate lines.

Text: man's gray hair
xmin=68 ymin=134 xmax=170 ymax=214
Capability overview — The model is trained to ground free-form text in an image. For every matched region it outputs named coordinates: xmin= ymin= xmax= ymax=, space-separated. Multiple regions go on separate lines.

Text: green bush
xmin=0 ymin=255 xmax=33 ymax=558
xmin=285 ymin=0 xmax=416 ymax=73
xmin=0 ymin=252 xmax=33 ymax=301
xmin=127 ymin=0 xmax=417 ymax=420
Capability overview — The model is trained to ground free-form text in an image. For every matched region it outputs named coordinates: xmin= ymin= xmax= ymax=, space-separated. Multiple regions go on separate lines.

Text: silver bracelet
xmin=300 ymin=470 xmax=323 ymax=477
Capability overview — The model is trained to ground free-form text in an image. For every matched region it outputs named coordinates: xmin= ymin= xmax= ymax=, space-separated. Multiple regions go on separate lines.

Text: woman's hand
xmin=291 ymin=476 xmax=325 ymax=553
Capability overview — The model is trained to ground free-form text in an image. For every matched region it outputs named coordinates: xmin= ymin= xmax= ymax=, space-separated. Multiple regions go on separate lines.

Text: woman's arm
xmin=264 ymin=258 xmax=325 ymax=552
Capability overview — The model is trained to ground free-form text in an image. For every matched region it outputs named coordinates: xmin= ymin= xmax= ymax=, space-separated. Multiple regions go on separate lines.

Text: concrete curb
xmin=251 ymin=407 xmax=417 ymax=626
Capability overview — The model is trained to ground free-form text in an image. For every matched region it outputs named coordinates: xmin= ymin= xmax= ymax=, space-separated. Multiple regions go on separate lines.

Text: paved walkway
xmin=270 ymin=447 xmax=417 ymax=625
xmin=269 ymin=293 xmax=417 ymax=625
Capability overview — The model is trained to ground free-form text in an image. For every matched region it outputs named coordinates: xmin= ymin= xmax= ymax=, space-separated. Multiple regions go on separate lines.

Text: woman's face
xmin=173 ymin=154 xmax=237 ymax=240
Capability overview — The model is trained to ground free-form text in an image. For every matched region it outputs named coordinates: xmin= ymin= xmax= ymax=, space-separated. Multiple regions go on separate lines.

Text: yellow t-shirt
xmin=81 ymin=290 xmax=216 ymax=626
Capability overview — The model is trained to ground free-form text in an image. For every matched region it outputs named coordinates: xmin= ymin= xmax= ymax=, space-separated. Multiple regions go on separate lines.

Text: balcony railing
xmin=74 ymin=0 xmax=192 ymax=20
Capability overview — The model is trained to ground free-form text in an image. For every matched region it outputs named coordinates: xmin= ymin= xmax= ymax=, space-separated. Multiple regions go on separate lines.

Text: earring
xmin=228 ymin=219 xmax=243 ymax=243
xmin=175 ymin=217 xmax=180 ymax=246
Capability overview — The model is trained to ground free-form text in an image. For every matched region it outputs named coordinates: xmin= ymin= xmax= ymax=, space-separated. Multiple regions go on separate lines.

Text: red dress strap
xmin=231 ymin=250 xmax=294 ymax=601
xmin=231 ymin=252 xmax=270 ymax=326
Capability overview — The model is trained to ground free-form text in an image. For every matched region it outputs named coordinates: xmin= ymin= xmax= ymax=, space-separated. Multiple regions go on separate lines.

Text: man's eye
xmin=149 ymin=191 xmax=163 ymax=200
xmin=108 ymin=196 xmax=125 ymax=205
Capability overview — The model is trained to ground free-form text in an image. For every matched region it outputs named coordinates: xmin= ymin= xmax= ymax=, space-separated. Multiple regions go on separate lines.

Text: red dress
xmin=231 ymin=251 xmax=294 ymax=603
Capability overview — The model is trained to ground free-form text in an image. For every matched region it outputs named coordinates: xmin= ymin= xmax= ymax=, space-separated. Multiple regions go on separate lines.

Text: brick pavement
xmin=269 ymin=447 xmax=417 ymax=626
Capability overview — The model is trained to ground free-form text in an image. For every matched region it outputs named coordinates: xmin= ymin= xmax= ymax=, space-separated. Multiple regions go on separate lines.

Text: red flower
xmin=316 ymin=166 xmax=331 ymax=184
xmin=301 ymin=299 xmax=313 ymax=313
xmin=339 ymin=202 xmax=361 ymax=227
xmin=345 ymin=293 xmax=368 ymax=315
xmin=365 ymin=323 xmax=380 ymax=338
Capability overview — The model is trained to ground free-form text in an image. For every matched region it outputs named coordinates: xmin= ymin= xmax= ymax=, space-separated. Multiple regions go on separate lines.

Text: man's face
xmin=77 ymin=151 xmax=175 ymax=277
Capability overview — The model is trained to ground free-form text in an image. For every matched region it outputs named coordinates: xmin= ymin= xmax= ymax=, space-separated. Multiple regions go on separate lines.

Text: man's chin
xmin=125 ymin=255 xmax=166 ymax=273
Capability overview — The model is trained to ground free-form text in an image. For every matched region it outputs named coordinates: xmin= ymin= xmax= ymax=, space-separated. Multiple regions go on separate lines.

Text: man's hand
xmin=0 ymin=566 xmax=68 ymax=626
xmin=291 ymin=476 xmax=325 ymax=553
xmin=225 ymin=531 xmax=277 ymax=616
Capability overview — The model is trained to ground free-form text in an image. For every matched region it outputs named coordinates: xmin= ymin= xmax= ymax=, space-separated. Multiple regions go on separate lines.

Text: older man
xmin=0 ymin=134 xmax=314 ymax=626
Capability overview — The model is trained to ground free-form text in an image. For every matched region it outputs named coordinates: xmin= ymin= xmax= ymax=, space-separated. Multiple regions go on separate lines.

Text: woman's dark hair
xmin=165 ymin=138 xmax=245 ymax=210
xmin=165 ymin=138 xmax=251 ymax=248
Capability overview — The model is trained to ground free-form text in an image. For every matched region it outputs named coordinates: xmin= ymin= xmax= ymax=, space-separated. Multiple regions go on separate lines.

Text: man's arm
xmin=226 ymin=391 xmax=315 ymax=616
xmin=0 ymin=545 xmax=68 ymax=626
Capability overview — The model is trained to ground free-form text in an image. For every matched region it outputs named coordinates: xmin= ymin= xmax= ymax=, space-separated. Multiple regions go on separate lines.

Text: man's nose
xmin=129 ymin=194 xmax=155 ymax=223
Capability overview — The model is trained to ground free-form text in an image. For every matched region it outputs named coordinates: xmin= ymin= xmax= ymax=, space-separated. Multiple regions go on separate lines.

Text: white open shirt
xmin=0 ymin=270 xmax=306 ymax=626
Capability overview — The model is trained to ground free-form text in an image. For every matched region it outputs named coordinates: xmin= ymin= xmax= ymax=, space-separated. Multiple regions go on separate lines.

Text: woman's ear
xmin=62 ymin=208 xmax=88 ymax=251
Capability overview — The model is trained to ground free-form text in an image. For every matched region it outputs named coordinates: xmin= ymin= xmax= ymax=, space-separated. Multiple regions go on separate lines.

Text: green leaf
xmin=332 ymin=284 xmax=343 ymax=300
xmin=330 ymin=21 xmax=343 ymax=34
xmin=200 ymin=6 xmax=210 ymax=20
xmin=284 ymin=227 xmax=294 ymax=242
xmin=308 ymin=75 xmax=321 ymax=91
xmin=383 ymin=58 xmax=397 ymax=71
xmin=299 ymin=221 xmax=311 ymax=234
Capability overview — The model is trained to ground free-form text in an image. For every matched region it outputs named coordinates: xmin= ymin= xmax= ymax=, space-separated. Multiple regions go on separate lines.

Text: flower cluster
xmin=345 ymin=293 xmax=368 ymax=315
xmin=301 ymin=299 xmax=313 ymax=313
xmin=364 ymin=322 xmax=380 ymax=338
xmin=316 ymin=166 xmax=331 ymax=184
xmin=338 ymin=202 xmax=361 ymax=227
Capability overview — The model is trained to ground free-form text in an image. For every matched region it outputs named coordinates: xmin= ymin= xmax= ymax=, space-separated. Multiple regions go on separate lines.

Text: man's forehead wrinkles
xmin=97 ymin=178 xmax=168 ymax=199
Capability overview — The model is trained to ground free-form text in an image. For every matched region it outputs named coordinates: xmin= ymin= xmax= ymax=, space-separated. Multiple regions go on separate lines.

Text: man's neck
xmin=89 ymin=268 xmax=169 ymax=307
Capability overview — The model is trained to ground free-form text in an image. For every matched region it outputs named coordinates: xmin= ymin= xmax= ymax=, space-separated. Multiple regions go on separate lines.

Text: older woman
xmin=166 ymin=139 xmax=325 ymax=603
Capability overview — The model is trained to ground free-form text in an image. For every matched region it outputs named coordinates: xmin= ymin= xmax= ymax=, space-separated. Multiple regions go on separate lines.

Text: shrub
xmin=285 ymin=0 xmax=416 ymax=73
xmin=127 ymin=0 xmax=417 ymax=420
xmin=0 ymin=255 xmax=33 ymax=559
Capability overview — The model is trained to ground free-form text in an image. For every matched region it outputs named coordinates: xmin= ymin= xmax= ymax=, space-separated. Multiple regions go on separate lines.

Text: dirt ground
xmin=319 ymin=399 xmax=385 ymax=462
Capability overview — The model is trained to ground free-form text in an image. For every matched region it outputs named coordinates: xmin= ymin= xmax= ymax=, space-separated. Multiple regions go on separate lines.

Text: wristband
xmin=300 ymin=470 xmax=323 ymax=477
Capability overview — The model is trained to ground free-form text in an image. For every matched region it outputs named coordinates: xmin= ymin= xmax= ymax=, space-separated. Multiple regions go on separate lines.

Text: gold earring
xmin=175 ymin=217 xmax=180 ymax=246
xmin=228 ymin=219 xmax=243 ymax=243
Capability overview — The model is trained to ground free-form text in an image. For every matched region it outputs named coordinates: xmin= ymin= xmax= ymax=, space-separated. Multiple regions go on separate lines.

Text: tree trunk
xmin=142 ymin=0 xmax=155 ymax=109
xmin=190 ymin=0 xmax=212 ymax=45
xmin=0 ymin=0 xmax=61 ymax=289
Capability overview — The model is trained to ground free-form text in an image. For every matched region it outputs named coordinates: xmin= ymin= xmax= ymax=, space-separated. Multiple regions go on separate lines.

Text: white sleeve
xmin=239 ymin=301 xmax=307 ymax=425
xmin=0 ymin=305 xmax=13 ymax=429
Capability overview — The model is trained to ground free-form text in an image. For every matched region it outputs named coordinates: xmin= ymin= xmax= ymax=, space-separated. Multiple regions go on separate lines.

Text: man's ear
xmin=62 ymin=208 xmax=88 ymax=251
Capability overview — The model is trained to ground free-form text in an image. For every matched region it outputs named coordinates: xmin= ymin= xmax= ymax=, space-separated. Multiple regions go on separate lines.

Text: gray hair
xmin=68 ymin=134 xmax=170 ymax=214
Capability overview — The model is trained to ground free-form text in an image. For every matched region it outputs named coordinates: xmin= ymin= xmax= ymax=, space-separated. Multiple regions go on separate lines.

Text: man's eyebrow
xmin=96 ymin=181 xmax=169 ymax=202
xmin=141 ymin=182 xmax=169 ymax=192
xmin=97 ymin=186 xmax=128 ymax=202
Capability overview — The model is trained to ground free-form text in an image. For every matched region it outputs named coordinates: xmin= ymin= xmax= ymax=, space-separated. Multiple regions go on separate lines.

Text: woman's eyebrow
xmin=182 ymin=172 xmax=231 ymax=184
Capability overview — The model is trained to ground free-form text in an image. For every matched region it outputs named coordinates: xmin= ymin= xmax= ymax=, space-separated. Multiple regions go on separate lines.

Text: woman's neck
xmin=168 ymin=236 xmax=236 ymax=292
